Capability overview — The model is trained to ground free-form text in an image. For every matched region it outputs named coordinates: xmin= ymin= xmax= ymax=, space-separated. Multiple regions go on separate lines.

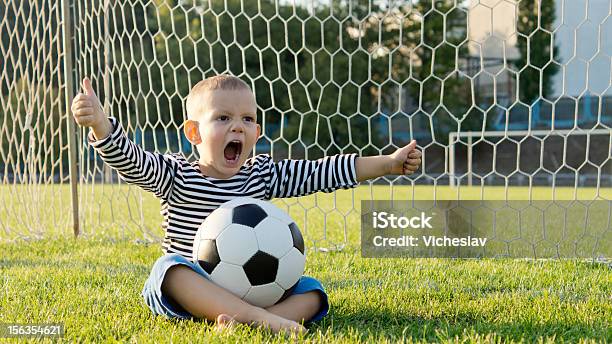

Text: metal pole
xmin=104 ymin=0 xmax=112 ymax=183
xmin=62 ymin=0 xmax=80 ymax=237
xmin=449 ymin=132 xmax=455 ymax=187
xmin=467 ymin=134 xmax=473 ymax=186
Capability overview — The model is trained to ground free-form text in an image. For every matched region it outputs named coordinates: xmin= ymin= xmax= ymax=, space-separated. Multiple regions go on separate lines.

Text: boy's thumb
xmin=82 ymin=77 xmax=96 ymax=97
xmin=404 ymin=139 xmax=417 ymax=153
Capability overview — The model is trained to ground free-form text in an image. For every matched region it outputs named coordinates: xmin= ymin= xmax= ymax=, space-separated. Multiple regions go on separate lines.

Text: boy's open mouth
xmin=224 ymin=140 xmax=242 ymax=165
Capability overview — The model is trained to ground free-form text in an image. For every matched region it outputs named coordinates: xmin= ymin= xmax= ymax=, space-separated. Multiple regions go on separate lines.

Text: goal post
xmin=448 ymin=129 xmax=612 ymax=188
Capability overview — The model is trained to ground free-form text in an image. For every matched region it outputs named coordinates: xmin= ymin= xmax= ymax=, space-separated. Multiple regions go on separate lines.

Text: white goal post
xmin=448 ymin=129 xmax=612 ymax=187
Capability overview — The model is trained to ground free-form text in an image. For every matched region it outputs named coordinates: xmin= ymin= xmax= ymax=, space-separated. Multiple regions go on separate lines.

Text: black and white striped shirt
xmin=89 ymin=117 xmax=359 ymax=259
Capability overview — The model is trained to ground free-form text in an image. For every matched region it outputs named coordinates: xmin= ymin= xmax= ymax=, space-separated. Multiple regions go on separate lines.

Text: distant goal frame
xmin=448 ymin=129 xmax=612 ymax=188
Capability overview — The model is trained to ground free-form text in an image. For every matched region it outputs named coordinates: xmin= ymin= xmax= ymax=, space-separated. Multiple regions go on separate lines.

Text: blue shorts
xmin=141 ymin=253 xmax=329 ymax=323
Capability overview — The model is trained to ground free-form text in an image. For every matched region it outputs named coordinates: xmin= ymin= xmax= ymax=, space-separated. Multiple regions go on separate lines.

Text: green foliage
xmin=107 ymin=0 xmax=474 ymax=155
xmin=408 ymin=1 xmax=473 ymax=144
xmin=514 ymin=0 xmax=560 ymax=104
xmin=0 ymin=0 xmax=69 ymax=180
xmin=0 ymin=79 xmax=68 ymax=181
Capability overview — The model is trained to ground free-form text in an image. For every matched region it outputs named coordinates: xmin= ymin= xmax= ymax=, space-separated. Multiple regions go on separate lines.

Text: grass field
xmin=2 ymin=184 xmax=611 ymax=241
xmin=1 ymin=185 xmax=611 ymax=342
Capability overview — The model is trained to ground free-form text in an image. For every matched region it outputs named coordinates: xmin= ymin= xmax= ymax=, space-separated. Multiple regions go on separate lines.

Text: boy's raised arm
xmin=264 ymin=153 xmax=358 ymax=199
xmin=71 ymin=78 xmax=178 ymax=200
xmin=264 ymin=139 xmax=422 ymax=199
xmin=264 ymin=140 xmax=421 ymax=199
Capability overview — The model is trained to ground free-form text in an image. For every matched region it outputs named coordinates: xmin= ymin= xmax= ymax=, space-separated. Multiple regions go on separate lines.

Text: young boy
xmin=71 ymin=75 xmax=421 ymax=334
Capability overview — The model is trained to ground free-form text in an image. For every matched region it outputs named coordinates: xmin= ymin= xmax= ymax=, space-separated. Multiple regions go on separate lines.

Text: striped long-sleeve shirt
xmin=89 ymin=117 xmax=359 ymax=259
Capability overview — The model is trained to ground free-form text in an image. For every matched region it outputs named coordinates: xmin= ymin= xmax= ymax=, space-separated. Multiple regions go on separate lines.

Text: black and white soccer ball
xmin=193 ymin=197 xmax=306 ymax=307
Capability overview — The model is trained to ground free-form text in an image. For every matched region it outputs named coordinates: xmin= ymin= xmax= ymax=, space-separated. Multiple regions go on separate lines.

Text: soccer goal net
xmin=1 ymin=0 xmax=610 ymax=258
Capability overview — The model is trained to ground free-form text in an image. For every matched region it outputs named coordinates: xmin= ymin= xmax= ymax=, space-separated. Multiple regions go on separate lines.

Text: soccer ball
xmin=192 ymin=197 xmax=306 ymax=307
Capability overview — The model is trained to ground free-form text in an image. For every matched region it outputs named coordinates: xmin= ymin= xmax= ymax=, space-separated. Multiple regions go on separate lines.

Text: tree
xmin=107 ymin=0 xmax=474 ymax=157
xmin=403 ymin=0 xmax=474 ymax=145
xmin=0 ymin=1 xmax=68 ymax=180
xmin=514 ymin=0 xmax=560 ymax=104
xmin=283 ymin=0 xmax=474 ymax=151
xmin=1 ymin=79 xmax=68 ymax=181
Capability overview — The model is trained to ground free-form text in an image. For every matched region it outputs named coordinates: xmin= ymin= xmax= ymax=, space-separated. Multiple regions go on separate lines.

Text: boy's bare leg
xmin=161 ymin=265 xmax=305 ymax=334
xmin=265 ymin=291 xmax=323 ymax=324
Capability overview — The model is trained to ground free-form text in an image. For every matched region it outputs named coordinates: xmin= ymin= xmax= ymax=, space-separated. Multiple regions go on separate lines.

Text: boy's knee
xmin=161 ymin=264 xmax=192 ymax=295
xmin=303 ymin=290 xmax=324 ymax=314
xmin=160 ymin=265 xmax=194 ymax=312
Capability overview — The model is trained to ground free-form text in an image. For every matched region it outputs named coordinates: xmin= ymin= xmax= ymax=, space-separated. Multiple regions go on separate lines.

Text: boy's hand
xmin=388 ymin=140 xmax=421 ymax=175
xmin=71 ymin=77 xmax=112 ymax=140
xmin=355 ymin=140 xmax=421 ymax=182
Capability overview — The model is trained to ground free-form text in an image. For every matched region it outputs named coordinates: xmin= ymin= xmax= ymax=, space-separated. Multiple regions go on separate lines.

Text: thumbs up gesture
xmin=388 ymin=140 xmax=422 ymax=175
xmin=71 ymin=78 xmax=111 ymax=139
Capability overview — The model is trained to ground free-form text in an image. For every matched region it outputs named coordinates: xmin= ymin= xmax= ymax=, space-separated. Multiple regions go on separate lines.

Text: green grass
xmin=1 ymin=185 xmax=611 ymax=342
xmin=2 ymin=184 xmax=611 ymax=241
xmin=0 ymin=238 xmax=610 ymax=343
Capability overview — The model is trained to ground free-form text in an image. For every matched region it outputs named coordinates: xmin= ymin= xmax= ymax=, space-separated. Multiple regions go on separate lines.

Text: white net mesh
xmin=0 ymin=1 xmax=73 ymax=239
xmin=1 ymin=0 xmax=610 ymax=257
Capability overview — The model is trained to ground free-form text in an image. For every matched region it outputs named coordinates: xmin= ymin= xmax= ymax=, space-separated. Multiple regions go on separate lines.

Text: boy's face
xmin=185 ymin=89 xmax=260 ymax=179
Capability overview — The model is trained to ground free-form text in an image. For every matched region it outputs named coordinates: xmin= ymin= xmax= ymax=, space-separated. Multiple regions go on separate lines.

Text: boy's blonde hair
xmin=186 ymin=75 xmax=252 ymax=120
